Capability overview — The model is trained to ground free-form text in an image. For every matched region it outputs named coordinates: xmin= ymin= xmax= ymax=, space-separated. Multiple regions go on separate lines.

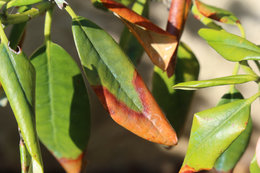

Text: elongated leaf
xmin=199 ymin=29 xmax=260 ymax=62
xmin=165 ymin=0 xmax=192 ymax=76
xmin=31 ymin=42 xmax=90 ymax=173
xmin=19 ymin=138 xmax=31 ymax=173
xmin=214 ymin=89 xmax=252 ymax=172
xmin=250 ymin=155 xmax=260 ymax=173
xmin=7 ymin=0 xmax=42 ymax=8
xmin=100 ymin=0 xmax=178 ymax=71
xmin=195 ymin=0 xmax=240 ymax=25
xmin=119 ymin=0 xmax=149 ymax=65
xmin=191 ymin=4 xmax=222 ymax=30
xmin=0 ymin=43 xmax=43 ymax=172
xmin=152 ymin=42 xmax=199 ymax=135
xmin=72 ymin=16 xmax=177 ymax=146
xmin=173 ymin=74 xmax=258 ymax=90
xmin=180 ymin=98 xmax=252 ymax=172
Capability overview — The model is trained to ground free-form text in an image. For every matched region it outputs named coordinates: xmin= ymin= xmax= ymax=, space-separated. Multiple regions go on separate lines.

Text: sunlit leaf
xmin=199 ymin=29 xmax=260 ymax=62
xmin=173 ymin=74 xmax=257 ymax=90
xmin=72 ymin=16 xmax=178 ymax=146
xmin=31 ymin=42 xmax=90 ymax=173
xmin=152 ymin=42 xmax=199 ymax=135
xmin=101 ymin=0 xmax=178 ymax=71
xmin=214 ymin=89 xmax=252 ymax=172
xmin=119 ymin=0 xmax=149 ymax=65
xmin=195 ymin=0 xmax=240 ymax=25
xmin=0 ymin=43 xmax=43 ymax=173
xmin=180 ymin=97 xmax=252 ymax=172
xmin=7 ymin=0 xmax=42 ymax=8
xmin=250 ymin=155 xmax=260 ymax=173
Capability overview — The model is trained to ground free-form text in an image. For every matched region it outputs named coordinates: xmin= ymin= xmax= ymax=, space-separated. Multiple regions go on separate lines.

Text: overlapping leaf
xmin=180 ymin=97 xmax=252 ymax=172
xmin=19 ymin=139 xmax=31 ymax=173
xmin=7 ymin=0 xmax=42 ymax=8
xmin=119 ymin=0 xmax=149 ymax=65
xmin=199 ymin=29 xmax=260 ymax=62
xmin=0 ymin=43 xmax=43 ymax=172
xmin=214 ymin=89 xmax=252 ymax=172
xmin=194 ymin=0 xmax=240 ymax=25
xmin=173 ymin=74 xmax=258 ymax=90
xmin=31 ymin=42 xmax=90 ymax=173
xmin=152 ymin=42 xmax=199 ymax=135
xmin=100 ymin=0 xmax=178 ymax=71
xmin=71 ymin=16 xmax=177 ymax=146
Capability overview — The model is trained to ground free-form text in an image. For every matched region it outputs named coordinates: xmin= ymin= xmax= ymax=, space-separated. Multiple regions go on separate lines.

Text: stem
xmin=240 ymin=61 xmax=258 ymax=77
xmin=247 ymin=90 xmax=260 ymax=104
xmin=65 ymin=6 xmax=78 ymax=19
xmin=0 ymin=20 xmax=8 ymax=44
xmin=254 ymin=60 xmax=260 ymax=72
xmin=0 ymin=2 xmax=52 ymax=25
xmin=44 ymin=9 xmax=53 ymax=44
xmin=230 ymin=62 xmax=240 ymax=93
xmin=237 ymin=23 xmax=245 ymax=38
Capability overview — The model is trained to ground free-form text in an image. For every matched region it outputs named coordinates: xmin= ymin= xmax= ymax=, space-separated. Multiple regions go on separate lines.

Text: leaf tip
xmin=57 ymin=154 xmax=84 ymax=173
xmin=179 ymin=165 xmax=196 ymax=173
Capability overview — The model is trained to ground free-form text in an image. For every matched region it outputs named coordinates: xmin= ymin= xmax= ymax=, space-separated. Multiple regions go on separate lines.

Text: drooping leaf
xmin=214 ymin=89 xmax=252 ymax=172
xmin=72 ymin=16 xmax=178 ymax=146
xmin=180 ymin=98 xmax=252 ymax=172
xmin=119 ymin=0 xmax=149 ymax=65
xmin=31 ymin=42 xmax=90 ymax=173
xmin=100 ymin=0 xmax=178 ymax=71
xmin=0 ymin=43 xmax=43 ymax=172
xmin=173 ymin=74 xmax=258 ymax=90
xmin=165 ymin=0 xmax=192 ymax=76
xmin=54 ymin=0 xmax=68 ymax=9
xmin=19 ymin=138 xmax=31 ymax=173
xmin=250 ymin=155 xmax=260 ymax=173
xmin=7 ymin=0 xmax=42 ymax=8
xmin=152 ymin=42 xmax=199 ymax=135
xmin=191 ymin=3 xmax=222 ymax=30
xmin=194 ymin=0 xmax=240 ymax=25
xmin=199 ymin=29 xmax=260 ymax=62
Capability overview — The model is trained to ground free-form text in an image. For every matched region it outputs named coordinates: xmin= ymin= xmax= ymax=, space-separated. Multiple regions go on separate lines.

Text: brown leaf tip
xmin=57 ymin=154 xmax=83 ymax=173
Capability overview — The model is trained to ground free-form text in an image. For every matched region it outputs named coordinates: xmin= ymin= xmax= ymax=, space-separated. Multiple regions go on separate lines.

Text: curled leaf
xmin=173 ymin=74 xmax=258 ymax=90
xmin=100 ymin=0 xmax=178 ymax=71
xmin=72 ymin=16 xmax=178 ymax=146
xmin=199 ymin=29 xmax=260 ymax=62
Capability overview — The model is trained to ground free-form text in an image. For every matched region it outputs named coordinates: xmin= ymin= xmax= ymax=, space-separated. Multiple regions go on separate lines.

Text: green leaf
xmin=0 ymin=43 xmax=43 ymax=172
xmin=173 ymin=74 xmax=258 ymax=90
xmin=31 ymin=42 xmax=90 ymax=173
xmin=191 ymin=4 xmax=222 ymax=30
xmin=19 ymin=139 xmax=31 ymax=173
xmin=91 ymin=0 xmax=134 ymax=10
xmin=119 ymin=0 xmax=149 ymax=65
xmin=180 ymin=97 xmax=251 ymax=172
xmin=199 ymin=29 xmax=260 ymax=62
xmin=152 ymin=42 xmax=199 ymax=135
xmin=250 ymin=155 xmax=260 ymax=173
xmin=7 ymin=0 xmax=42 ymax=8
xmin=71 ymin=16 xmax=178 ymax=146
xmin=214 ymin=89 xmax=252 ymax=172
xmin=195 ymin=0 xmax=240 ymax=25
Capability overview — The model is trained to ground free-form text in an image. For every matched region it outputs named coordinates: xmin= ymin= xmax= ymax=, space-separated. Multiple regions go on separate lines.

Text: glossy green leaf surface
xmin=173 ymin=74 xmax=257 ymax=90
xmin=0 ymin=43 xmax=43 ymax=172
xmin=72 ymin=16 xmax=178 ymax=146
xmin=195 ymin=0 xmax=240 ymax=25
xmin=119 ymin=0 xmax=148 ymax=65
xmin=199 ymin=29 xmax=260 ymax=62
xmin=250 ymin=155 xmax=260 ymax=173
xmin=31 ymin=42 xmax=90 ymax=173
xmin=214 ymin=89 xmax=252 ymax=172
xmin=191 ymin=4 xmax=222 ymax=30
xmin=180 ymin=98 xmax=251 ymax=172
xmin=152 ymin=42 xmax=199 ymax=135
xmin=7 ymin=0 xmax=42 ymax=8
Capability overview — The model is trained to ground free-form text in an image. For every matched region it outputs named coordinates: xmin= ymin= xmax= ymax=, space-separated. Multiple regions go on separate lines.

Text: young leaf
xmin=152 ymin=42 xmax=199 ymax=135
xmin=0 ymin=43 xmax=43 ymax=173
xmin=119 ymin=0 xmax=149 ymax=65
xmin=180 ymin=98 xmax=251 ymax=172
xmin=72 ymin=16 xmax=178 ymax=146
xmin=214 ymin=89 xmax=252 ymax=172
xmin=31 ymin=42 xmax=90 ymax=173
xmin=100 ymin=0 xmax=178 ymax=72
xmin=250 ymin=155 xmax=260 ymax=173
xmin=199 ymin=29 xmax=260 ymax=62
xmin=173 ymin=74 xmax=258 ymax=90
xmin=191 ymin=4 xmax=222 ymax=30
xmin=194 ymin=0 xmax=240 ymax=25
xmin=7 ymin=0 xmax=42 ymax=8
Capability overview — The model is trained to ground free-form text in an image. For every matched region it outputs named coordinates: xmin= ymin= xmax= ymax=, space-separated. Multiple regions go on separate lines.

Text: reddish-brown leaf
xmin=100 ymin=0 xmax=178 ymax=71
